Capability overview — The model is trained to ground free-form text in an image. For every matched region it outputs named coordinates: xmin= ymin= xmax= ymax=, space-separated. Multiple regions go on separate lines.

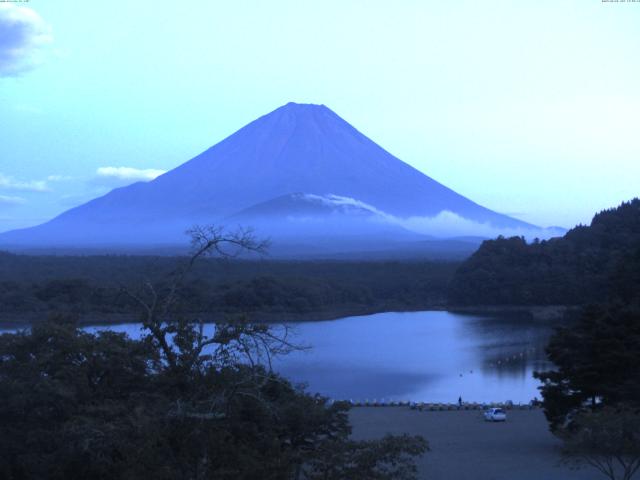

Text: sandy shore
xmin=349 ymin=407 xmax=601 ymax=480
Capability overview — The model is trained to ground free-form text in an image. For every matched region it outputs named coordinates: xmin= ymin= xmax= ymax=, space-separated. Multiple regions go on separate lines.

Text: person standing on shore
xmin=458 ymin=396 xmax=462 ymax=407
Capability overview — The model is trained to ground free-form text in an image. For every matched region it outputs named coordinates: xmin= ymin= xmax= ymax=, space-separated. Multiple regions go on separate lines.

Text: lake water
xmin=72 ymin=310 xmax=554 ymax=403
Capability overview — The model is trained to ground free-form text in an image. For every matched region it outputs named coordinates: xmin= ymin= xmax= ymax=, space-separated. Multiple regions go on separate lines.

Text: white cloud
xmin=46 ymin=174 xmax=73 ymax=182
xmin=303 ymin=193 xmax=392 ymax=218
xmin=304 ymin=194 xmax=562 ymax=240
xmin=0 ymin=173 xmax=49 ymax=192
xmin=96 ymin=166 xmax=167 ymax=182
xmin=0 ymin=5 xmax=53 ymax=76
xmin=0 ymin=194 xmax=26 ymax=206
xmin=401 ymin=211 xmax=551 ymax=240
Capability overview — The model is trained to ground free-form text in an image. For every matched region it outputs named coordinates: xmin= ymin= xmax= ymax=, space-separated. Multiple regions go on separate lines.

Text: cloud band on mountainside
xmin=401 ymin=211 xmax=555 ymax=240
xmin=304 ymin=194 xmax=559 ymax=240
xmin=0 ymin=5 xmax=52 ymax=76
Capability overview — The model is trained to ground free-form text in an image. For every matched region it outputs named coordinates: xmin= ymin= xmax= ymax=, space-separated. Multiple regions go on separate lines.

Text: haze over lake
xmin=73 ymin=311 xmax=554 ymax=403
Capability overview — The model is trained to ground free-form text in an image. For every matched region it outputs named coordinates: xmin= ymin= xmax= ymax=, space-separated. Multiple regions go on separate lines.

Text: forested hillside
xmin=449 ymin=199 xmax=640 ymax=306
xmin=0 ymin=255 xmax=456 ymax=323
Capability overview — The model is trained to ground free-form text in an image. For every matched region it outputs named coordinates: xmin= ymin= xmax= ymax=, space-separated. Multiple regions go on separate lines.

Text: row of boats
xmin=329 ymin=399 xmax=539 ymax=410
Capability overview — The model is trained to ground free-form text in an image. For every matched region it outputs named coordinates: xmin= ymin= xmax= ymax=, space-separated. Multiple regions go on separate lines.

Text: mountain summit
xmin=0 ymin=102 xmax=549 ymax=254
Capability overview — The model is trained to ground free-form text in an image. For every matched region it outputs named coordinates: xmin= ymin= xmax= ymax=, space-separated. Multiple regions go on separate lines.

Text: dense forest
xmin=448 ymin=199 xmax=640 ymax=306
xmin=529 ymin=203 xmax=640 ymax=479
xmin=0 ymin=254 xmax=457 ymax=324
xmin=0 ymin=229 xmax=427 ymax=479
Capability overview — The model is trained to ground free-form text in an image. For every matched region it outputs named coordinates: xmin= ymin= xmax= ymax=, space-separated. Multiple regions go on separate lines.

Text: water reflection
xmin=1 ymin=311 xmax=556 ymax=403
xmin=458 ymin=314 xmax=552 ymax=379
xmin=271 ymin=311 xmax=554 ymax=403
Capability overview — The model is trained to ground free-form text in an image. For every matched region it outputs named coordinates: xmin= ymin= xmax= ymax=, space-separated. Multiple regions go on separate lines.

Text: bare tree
xmin=120 ymin=225 xmax=300 ymax=373
xmin=118 ymin=225 xmax=311 ymax=422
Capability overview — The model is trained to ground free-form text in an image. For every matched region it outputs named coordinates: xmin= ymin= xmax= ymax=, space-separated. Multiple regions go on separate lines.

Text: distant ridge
xmin=0 ymin=102 xmax=553 ymax=255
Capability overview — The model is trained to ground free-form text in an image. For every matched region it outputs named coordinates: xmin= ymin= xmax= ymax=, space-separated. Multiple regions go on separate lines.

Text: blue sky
xmin=1 ymin=0 xmax=639 ymax=232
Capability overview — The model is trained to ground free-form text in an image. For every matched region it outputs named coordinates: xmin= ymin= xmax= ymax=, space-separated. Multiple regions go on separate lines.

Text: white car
xmin=484 ymin=408 xmax=507 ymax=422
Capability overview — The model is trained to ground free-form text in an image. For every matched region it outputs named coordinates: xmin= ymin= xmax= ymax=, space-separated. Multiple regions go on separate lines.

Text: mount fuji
xmin=0 ymin=102 xmax=558 ymax=256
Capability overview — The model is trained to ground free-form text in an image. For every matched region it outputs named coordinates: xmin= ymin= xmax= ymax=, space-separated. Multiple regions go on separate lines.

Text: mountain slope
xmin=0 ymin=102 xmax=538 ymax=248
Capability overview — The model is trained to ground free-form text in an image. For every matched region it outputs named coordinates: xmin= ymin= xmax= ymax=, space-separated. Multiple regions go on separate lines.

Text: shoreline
xmin=0 ymin=304 xmax=577 ymax=328
xmin=447 ymin=304 xmax=578 ymax=322
xmin=0 ymin=304 xmax=441 ymax=328
xmin=341 ymin=401 xmax=540 ymax=410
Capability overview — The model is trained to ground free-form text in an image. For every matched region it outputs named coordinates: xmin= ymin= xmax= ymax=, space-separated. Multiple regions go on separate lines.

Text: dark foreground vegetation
xmin=530 ymin=201 xmax=640 ymax=479
xmin=0 ymin=227 xmax=427 ymax=479
xmin=0 ymin=252 xmax=457 ymax=324
xmin=0 ymin=318 xmax=427 ymax=480
xmin=449 ymin=199 xmax=640 ymax=306
xmin=535 ymin=305 xmax=640 ymax=479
